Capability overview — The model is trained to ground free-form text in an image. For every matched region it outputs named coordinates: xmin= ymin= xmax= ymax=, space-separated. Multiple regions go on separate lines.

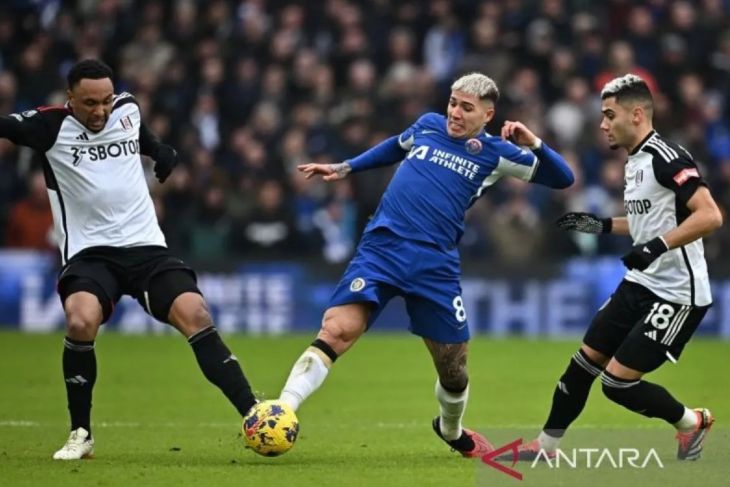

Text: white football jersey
xmin=3 ymin=93 xmax=165 ymax=263
xmin=623 ymin=131 xmax=711 ymax=306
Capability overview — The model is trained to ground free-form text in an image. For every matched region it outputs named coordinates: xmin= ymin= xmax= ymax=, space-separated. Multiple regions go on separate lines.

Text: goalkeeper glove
xmin=556 ymin=212 xmax=612 ymax=234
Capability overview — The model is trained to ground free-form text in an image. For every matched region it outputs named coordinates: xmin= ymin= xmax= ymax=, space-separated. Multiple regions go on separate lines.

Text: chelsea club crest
xmin=465 ymin=138 xmax=482 ymax=155
xmin=350 ymin=277 xmax=366 ymax=292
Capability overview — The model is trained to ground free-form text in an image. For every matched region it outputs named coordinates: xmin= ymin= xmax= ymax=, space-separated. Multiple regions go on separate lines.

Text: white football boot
xmin=53 ymin=427 xmax=94 ymax=460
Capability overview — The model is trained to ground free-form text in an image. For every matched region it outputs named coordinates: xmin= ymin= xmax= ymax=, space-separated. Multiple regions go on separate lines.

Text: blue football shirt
xmin=364 ymin=112 xmax=539 ymax=249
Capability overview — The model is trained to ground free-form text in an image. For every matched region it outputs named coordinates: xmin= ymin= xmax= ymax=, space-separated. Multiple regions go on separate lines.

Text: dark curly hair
xmin=67 ymin=59 xmax=114 ymax=89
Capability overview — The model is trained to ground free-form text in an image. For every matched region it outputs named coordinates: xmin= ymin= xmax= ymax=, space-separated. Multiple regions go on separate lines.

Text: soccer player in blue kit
xmin=278 ymin=73 xmax=574 ymax=457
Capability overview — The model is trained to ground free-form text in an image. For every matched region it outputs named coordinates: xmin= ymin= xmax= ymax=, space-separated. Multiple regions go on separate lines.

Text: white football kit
xmin=623 ymin=130 xmax=711 ymax=306
xmin=2 ymin=93 xmax=165 ymax=264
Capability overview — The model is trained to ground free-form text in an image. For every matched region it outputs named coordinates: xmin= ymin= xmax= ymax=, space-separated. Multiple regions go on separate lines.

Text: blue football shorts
xmin=328 ymin=228 xmax=469 ymax=343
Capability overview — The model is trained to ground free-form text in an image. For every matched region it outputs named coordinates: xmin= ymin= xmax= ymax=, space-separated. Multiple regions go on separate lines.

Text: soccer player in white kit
xmin=0 ymin=60 xmax=258 ymax=460
xmin=503 ymin=74 xmax=722 ymax=463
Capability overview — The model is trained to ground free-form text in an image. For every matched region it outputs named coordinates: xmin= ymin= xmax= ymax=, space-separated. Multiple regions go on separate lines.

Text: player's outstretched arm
xmin=0 ymin=115 xmax=26 ymax=144
xmin=298 ymin=161 xmax=352 ymax=181
xmin=344 ymin=135 xmax=407 ymax=173
xmin=0 ymin=111 xmax=54 ymax=150
xmin=556 ymin=212 xmax=612 ymax=234
xmin=608 ymin=216 xmax=629 ymax=235
xmin=556 ymin=213 xmax=630 ymax=235
xmin=501 ymin=121 xmax=574 ymax=189
xmin=298 ymin=135 xmax=407 ymax=181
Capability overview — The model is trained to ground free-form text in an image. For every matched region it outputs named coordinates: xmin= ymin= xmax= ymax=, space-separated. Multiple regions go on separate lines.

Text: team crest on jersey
xmin=350 ymin=277 xmax=366 ymax=292
xmin=634 ymin=170 xmax=643 ymax=186
xmin=120 ymin=115 xmax=133 ymax=131
xmin=465 ymin=138 xmax=482 ymax=155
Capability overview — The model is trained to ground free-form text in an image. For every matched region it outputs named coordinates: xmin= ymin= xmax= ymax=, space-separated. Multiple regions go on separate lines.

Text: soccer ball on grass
xmin=242 ymin=400 xmax=300 ymax=456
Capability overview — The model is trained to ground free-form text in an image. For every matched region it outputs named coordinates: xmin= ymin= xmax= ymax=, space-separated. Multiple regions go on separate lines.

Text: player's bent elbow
xmin=699 ymin=207 xmax=724 ymax=236
xmin=550 ymin=171 xmax=574 ymax=189
xmin=531 ymin=168 xmax=574 ymax=189
xmin=557 ymin=172 xmax=575 ymax=189
xmin=710 ymin=207 xmax=723 ymax=231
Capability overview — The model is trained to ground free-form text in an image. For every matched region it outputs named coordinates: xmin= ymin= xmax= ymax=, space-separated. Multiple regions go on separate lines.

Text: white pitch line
xmin=0 ymin=420 xmax=40 ymax=427
xmin=0 ymin=420 xmax=716 ymax=431
xmin=0 ymin=420 xmax=235 ymax=428
xmin=372 ymin=422 xmax=674 ymax=430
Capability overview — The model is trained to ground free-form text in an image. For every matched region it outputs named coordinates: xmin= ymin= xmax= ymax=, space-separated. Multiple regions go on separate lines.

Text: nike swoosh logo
xmin=421 ymin=129 xmax=437 ymax=134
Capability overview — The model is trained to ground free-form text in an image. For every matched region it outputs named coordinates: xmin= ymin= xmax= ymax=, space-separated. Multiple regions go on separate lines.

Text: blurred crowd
xmin=1 ymin=0 xmax=729 ymax=266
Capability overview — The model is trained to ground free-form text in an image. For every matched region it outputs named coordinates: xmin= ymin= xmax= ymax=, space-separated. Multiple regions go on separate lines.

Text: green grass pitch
xmin=1 ymin=331 xmax=728 ymax=486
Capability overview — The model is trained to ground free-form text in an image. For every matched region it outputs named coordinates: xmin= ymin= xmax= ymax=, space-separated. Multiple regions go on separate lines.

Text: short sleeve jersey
xmin=623 ymin=131 xmax=711 ymax=306
xmin=1 ymin=93 xmax=165 ymax=263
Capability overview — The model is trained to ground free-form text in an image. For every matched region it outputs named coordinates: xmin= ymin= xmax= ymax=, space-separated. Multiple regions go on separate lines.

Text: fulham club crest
xmin=634 ymin=169 xmax=643 ymax=186
xmin=120 ymin=115 xmax=133 ymax=131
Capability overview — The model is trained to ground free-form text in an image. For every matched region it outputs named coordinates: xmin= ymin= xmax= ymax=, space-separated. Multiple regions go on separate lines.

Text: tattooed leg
xmin=424 ymin=338 xmax=469 ymax=440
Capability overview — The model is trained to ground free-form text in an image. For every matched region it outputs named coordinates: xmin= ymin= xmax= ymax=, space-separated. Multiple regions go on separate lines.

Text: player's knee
xmin=318 ymin=320 xmax=355 ymax=347
xmin=580 ymin=344 xmax=610 ymax=368
xmin=168 ymin=293 xmax=212 ymax=335
xmin=186 ymin=303 xmax=212 ymax=332
xmin=64 ymin=303 xmax=101 ymax=339
xmin=320 ymin=308 xmax=365 ymax=348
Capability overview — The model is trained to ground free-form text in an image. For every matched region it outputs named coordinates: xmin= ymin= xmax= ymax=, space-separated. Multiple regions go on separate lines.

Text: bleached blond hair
xmin=601 ymin=74 xmax=653 ymax=114
xmin=450 ymin=72 xmax=499 ymax=103
xmin=601 ymin=74 xmax=647 ymax=98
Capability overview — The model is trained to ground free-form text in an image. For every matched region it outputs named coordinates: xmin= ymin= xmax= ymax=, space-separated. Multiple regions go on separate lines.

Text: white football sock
xmin=538 ymin=430 xmax=561 ymax=452
xmin=674 ymin=407 xmax=699 ymax=432
xmin=435 ymin=379 xmax=469 ymax=441
xmin=279 ymin=348 xmax=332 ymax=411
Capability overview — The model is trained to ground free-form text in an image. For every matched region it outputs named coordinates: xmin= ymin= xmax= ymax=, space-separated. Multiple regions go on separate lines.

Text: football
xmin=242 ymin=400 xmax=300 ymax=456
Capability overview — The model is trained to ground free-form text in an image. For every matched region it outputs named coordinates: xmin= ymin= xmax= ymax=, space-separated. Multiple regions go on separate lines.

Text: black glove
xmin=556 ymin=212 xmax=612 ymax=234
xmin=621 ymin=236 xmax=668 ymax=271
xmin=152 ymin=144 xmax=178 ymax=183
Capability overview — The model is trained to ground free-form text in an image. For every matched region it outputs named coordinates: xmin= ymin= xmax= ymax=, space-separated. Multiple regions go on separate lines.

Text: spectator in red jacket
xmin=5 ymin=169 xmax=54 ymax=250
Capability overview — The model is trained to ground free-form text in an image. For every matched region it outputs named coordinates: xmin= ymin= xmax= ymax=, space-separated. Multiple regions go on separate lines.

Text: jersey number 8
xmin=452 ymin=296 xmax=467 ymax=323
